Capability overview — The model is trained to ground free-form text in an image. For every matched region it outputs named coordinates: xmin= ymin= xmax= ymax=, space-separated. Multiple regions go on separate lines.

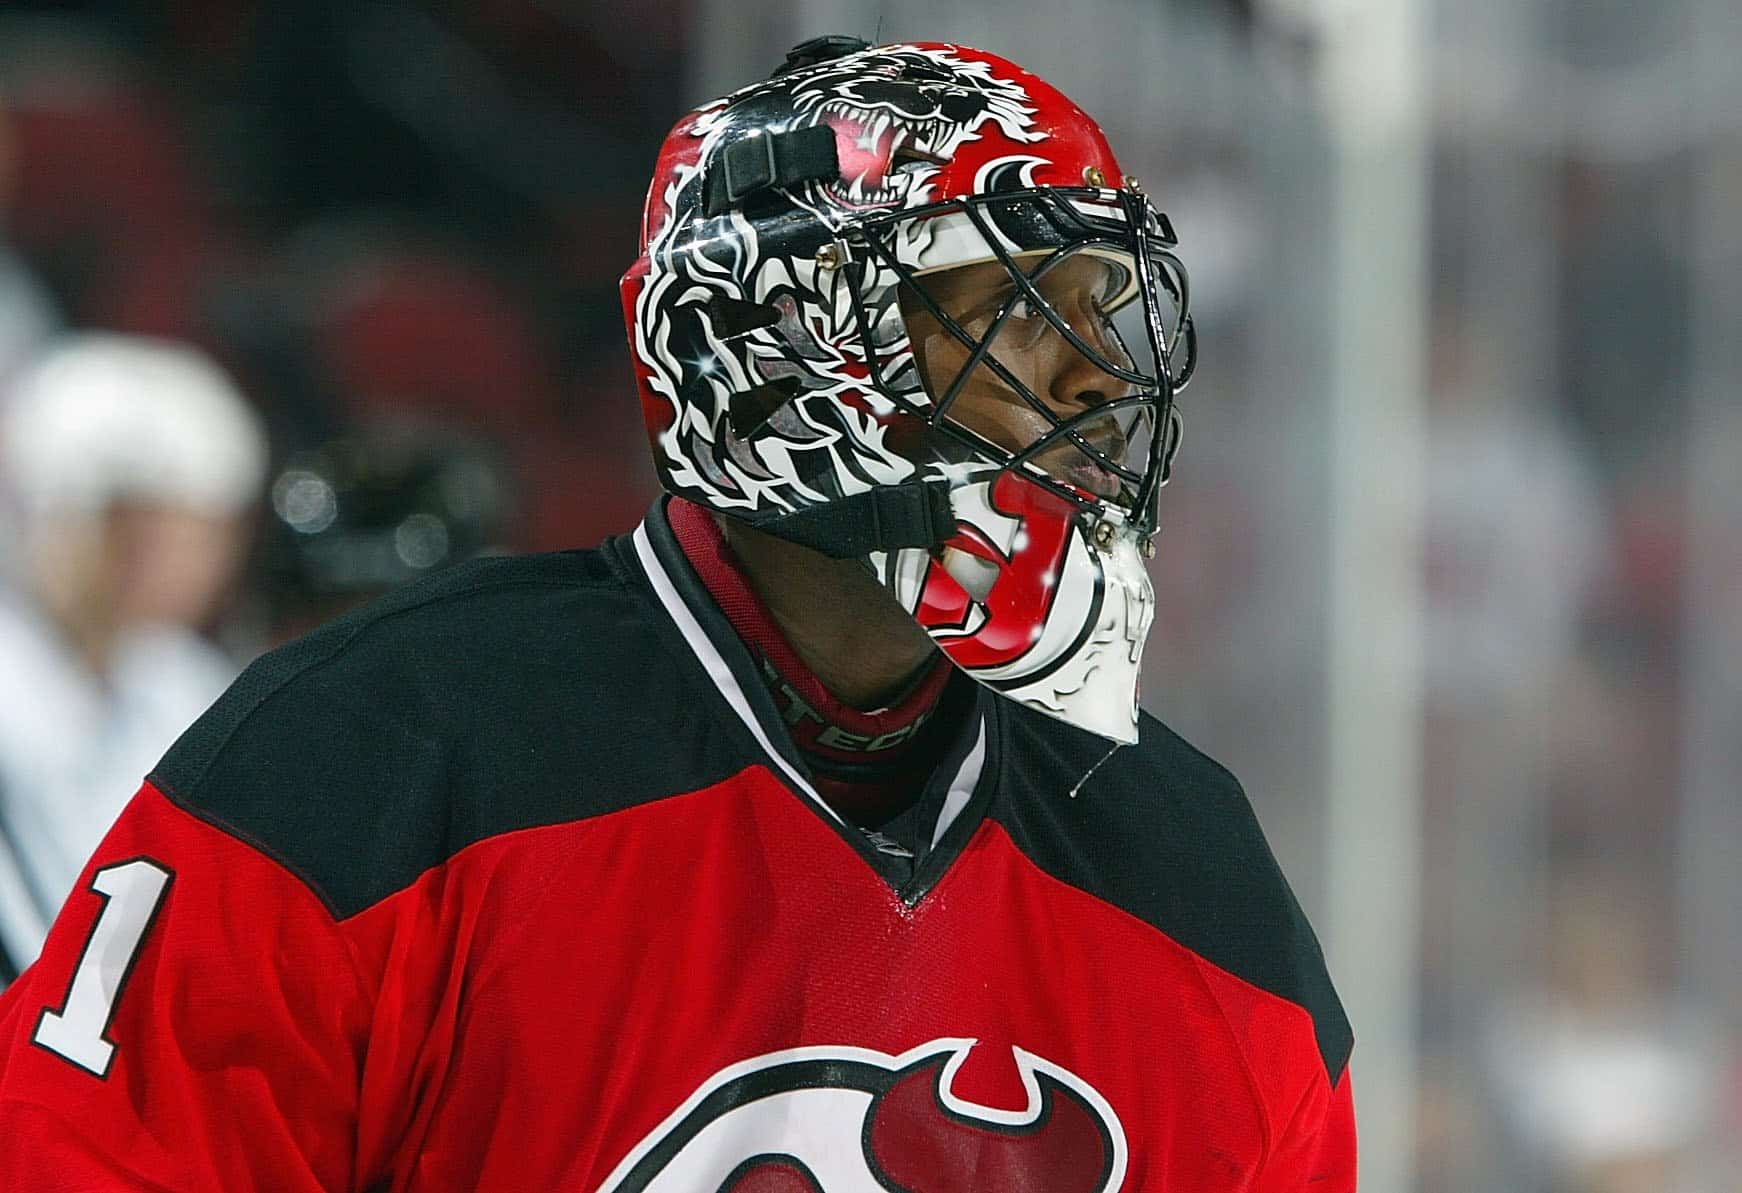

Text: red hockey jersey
xmin=0 ymin=500 xmax=1355 ymax=1191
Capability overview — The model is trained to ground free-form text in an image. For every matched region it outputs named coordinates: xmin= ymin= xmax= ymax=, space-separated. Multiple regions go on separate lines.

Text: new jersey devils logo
xmin=916 ymin=470 xmax=1082 ymax=670
xmin=598 ymin=1038 xmax=1128 ymax=1192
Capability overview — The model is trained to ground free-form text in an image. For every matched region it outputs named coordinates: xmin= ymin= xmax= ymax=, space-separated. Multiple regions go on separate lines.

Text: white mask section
xmin=873 ymin=472 xmax=1154 ymax=745
xmin=992 ymin=525 xmax=1153 ymax=745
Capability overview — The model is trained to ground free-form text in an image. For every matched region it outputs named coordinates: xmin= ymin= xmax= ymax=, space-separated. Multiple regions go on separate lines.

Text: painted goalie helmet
xmin=621 ymin=37 xmax=1196 ymax=744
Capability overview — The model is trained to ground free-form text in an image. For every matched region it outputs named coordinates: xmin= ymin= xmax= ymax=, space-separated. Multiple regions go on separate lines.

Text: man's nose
xmin=1043 ymin=321 xmax=1134 ymax=422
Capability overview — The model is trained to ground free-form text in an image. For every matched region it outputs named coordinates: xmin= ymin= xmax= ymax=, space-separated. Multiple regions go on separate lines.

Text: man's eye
xmin=1001 ymin=296 xmax=1049 ymax=348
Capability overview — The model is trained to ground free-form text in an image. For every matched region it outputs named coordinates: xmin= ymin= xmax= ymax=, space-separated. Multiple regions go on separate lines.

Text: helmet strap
xmin=749 ymin=481 xmax=955 ymax=559
xmin=703 ymin=125 xmax=840 ymax=217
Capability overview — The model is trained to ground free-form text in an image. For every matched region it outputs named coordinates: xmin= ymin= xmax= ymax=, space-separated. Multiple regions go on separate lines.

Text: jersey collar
xmin=620 ymin=498 xmax=999 ymax=897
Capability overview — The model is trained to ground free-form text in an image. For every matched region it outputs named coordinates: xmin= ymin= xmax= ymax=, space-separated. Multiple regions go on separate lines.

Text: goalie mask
xmin=621 ymin=37 xmax=1196 ymax=744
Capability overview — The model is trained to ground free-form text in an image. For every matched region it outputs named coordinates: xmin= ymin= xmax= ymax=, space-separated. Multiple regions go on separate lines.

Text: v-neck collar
xmin=615 ymin=498 xmax=1000 ymax=902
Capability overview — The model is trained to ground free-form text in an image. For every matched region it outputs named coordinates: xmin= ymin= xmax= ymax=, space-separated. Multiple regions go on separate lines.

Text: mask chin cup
xmin=902 ymin=472 xmax=1152 ymax=746
xmin=991 ymin=532 xmax=1151 ymax=746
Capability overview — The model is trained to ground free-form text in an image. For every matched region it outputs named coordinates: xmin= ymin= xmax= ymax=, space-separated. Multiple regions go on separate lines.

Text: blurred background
xmin=0 ymin=1 xmax=1736 ymax=1189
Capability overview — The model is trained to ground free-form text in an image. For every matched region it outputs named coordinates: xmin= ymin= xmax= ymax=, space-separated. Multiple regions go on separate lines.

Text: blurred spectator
xmin=1480 ymin=861 xmax=1720 ymax=1193
xmin=1413 ymin=306 xmax=1614 ymax=1191
xmin=1421 ymin=312 xmax=1608 ymax=714
xmin=0 ymin=334 xmax=265 ymax=981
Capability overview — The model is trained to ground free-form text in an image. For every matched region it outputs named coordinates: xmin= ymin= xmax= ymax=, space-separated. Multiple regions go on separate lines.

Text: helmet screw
xmin=1139 ymin=536 xmax=1156 ymax=559
xmin=815 ymin=242 xmax=844 ymax=270
xmin=1083 ymin=166 xmax=1107 ymax=187
xmin=1123 ymin=174 xmax=1144 ymax=192
xmin=1093 ymin=520 xmax=1117 ymax=550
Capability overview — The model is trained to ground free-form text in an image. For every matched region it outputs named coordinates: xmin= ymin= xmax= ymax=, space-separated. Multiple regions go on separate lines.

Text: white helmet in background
xmin=1 ymin=335 xmax=268 ymax=632
xmin=2 ymin=333 xmax=266 ymax=525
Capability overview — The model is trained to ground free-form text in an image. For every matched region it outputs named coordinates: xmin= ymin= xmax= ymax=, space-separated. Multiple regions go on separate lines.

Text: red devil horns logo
xmin=861 ymin=1053 xmax=1115 ymax=1193
xmin=917 ymin=472 xmax=1080 ymax=670
xmin=600 ymin=1039 xmax=1127 ymax=1192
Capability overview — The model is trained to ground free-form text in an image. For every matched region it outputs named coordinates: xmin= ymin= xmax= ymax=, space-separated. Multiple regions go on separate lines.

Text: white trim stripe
xmin=931 ymin=718 xmax=987 ymax=850
xmin=631 ymin=524 xmax=841 ymax=823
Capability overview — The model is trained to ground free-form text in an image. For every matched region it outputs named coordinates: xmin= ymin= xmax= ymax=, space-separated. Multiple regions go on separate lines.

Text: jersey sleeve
xmin=0 ymin=781 xmax=374 ymax=1192
xmin=1256 ymin=1065 xmax=1357 ymax=1192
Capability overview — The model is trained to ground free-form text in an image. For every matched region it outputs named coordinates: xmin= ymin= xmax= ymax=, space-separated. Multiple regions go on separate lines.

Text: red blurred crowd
xmin=1 ymin=0 xmax=680 ymax=556
xmin=0 ymin=0 xmax=680 ymax=979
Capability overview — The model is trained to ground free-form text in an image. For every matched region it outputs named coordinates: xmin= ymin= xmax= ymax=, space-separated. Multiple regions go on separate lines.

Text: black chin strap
xmin=749 ymin=482 xmax=956 ymax=559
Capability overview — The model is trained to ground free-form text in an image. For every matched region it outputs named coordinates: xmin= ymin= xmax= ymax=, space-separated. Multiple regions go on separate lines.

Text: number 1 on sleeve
xmin=33 ymin=858 xmax=174 ymax=1078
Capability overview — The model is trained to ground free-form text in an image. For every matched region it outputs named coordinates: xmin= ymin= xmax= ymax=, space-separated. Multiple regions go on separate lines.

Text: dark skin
xmin=716 ymin=255 xmax=1134 ymax=709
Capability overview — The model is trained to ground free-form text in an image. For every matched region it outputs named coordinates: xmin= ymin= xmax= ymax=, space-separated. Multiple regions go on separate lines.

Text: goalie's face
xmin=898 ymin=252 xmax=1152 ymax=507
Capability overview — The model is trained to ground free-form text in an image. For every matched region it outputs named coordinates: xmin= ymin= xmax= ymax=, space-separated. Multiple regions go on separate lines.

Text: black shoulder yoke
xmin=990 ymin=707 xmax=1354 ymax=1083
xmin=151 ymin=547 xmax=751 ymax=920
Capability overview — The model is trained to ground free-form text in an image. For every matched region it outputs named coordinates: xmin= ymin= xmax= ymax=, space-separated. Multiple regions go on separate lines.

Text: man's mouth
xmin=1062 ymin=461 xmax=1125 ymax=501
xmin=944 ymin=405 xmax=1131 ymax=503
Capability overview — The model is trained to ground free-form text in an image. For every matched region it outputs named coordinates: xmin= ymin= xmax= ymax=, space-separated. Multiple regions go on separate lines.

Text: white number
xmin=33 ymin=858 xmax=173 ymax=1077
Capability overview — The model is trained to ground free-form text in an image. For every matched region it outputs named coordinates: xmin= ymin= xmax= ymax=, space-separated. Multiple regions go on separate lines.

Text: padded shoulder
xmin=151 ymin=547 xmax=751 ymax=919
xmin=991 ymin=706 xmax=1352 ymax=1082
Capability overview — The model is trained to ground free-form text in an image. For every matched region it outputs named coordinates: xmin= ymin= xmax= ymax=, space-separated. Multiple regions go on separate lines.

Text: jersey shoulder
xmin=151 ymin=545 xmax=747 ymax=920
xmin=992 ymin=705 xmax=1352 ymax=1082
